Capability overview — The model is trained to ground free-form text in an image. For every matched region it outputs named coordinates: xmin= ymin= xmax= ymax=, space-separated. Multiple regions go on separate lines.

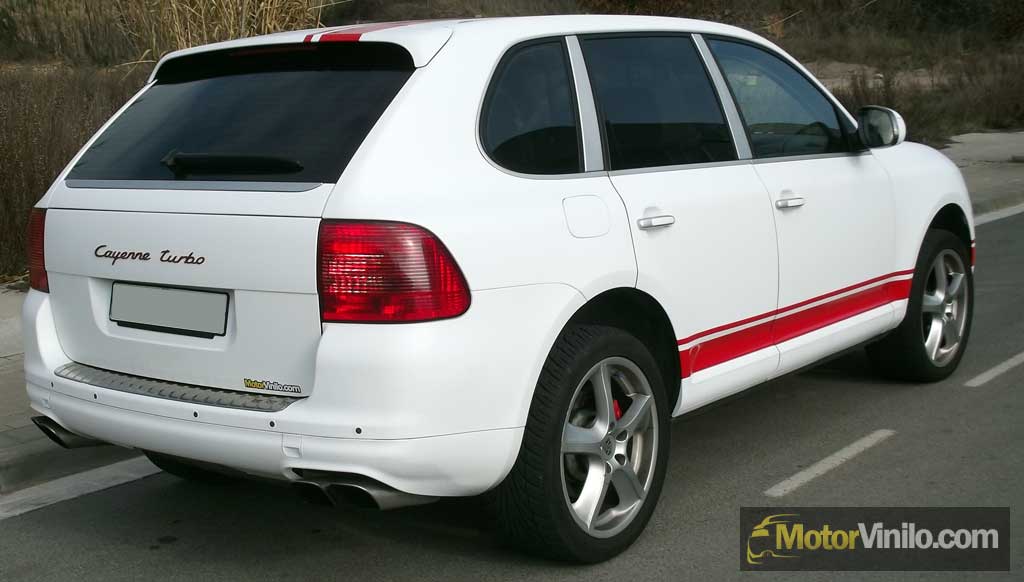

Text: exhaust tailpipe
xmin=292 ymin=471 xmax=438 ymax=510
xmin=31 ymin=416 xmax=104 ymax=449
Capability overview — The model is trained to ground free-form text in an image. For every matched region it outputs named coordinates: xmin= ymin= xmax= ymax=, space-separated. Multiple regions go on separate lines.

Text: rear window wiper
xmin=161 ymin=150 xmax=303 ymax=178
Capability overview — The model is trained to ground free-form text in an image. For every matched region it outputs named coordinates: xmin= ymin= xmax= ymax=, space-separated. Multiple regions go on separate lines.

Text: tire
xmin=867 ymin=229 xmax=973 ymax=381
xmin=145 ymin=452 xmax=237 ymax=484
xmin=493 ymin=324 xmax=670 ymax=562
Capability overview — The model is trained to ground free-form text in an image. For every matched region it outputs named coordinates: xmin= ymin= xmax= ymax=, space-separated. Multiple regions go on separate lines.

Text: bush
xmin=0 ymin=0 xmax=328 ymax=66
xmin=0 ymin=65 xmax=148 ymax=274
xmin=0 ymin=1 xmax=131 ymax=64
xmin=0 ymin=0 xmax=1021 ymax=274
xmin=832 ymin=49 xmax=1024 ymax=145
xmin=113 ymin=0 xmax=327 ymax=64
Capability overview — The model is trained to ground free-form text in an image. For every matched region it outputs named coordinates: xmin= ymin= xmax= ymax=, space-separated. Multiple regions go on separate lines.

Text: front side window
xmin=481 ymin=41 xmax=581 ymax=175
xmin=581 ymin=35 xmax=736 ymax=171
xmin=708 ymin=39 xmax=847 ymax=159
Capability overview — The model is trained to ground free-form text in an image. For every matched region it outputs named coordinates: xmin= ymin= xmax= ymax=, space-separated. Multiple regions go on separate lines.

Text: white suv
xmin=24 ymin=16 xmax=975 ymax=561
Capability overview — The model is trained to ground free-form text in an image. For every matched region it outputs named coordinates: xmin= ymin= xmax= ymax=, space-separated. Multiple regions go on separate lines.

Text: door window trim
xmin=701 ymin=34 xmax=862 ymax=162
xmin=577 ymin=31 xmax=743 ymax=173
xmin=565 ymin=35 xmax=604 ymax=173
xmin=476 ymin=36 xmax=590 ymax=179
xmin=692 ymin=34 xmax=752 ymax=160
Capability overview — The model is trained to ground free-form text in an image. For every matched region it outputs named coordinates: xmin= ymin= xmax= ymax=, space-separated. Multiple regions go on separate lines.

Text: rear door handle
xmin=637 ymin=215 xmax=676 ymax=230
xmin=775 ymin=197 xmax=805 ymax=209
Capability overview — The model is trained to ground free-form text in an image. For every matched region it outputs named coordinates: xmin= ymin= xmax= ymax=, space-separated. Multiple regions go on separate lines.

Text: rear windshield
xmin=67 ymin=43 xmax=414 ymax=185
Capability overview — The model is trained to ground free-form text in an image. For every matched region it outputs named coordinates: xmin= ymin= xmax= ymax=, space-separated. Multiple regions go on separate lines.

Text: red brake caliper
xmin=613 ymin=400 xmax=623 ymax=421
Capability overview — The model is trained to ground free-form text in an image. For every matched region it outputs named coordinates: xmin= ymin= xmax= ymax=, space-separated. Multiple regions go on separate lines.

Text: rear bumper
xmin=29 ymin=381 xmax=522 ymax=496
xmin=23 ymin=284 xmax=584 ymax=496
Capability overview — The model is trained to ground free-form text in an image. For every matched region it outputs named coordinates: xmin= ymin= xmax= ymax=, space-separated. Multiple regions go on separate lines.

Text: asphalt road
xmin=1 ymin=213 xmax=1022 ymax=581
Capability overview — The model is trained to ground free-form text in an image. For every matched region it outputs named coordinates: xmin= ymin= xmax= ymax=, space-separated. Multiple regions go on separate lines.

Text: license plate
xmin=109 ymin=282 xmax=228 ymax=338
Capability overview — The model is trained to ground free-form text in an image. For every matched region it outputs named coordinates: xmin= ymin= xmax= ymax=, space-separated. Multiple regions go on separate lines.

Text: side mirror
xmin=857 ymin=106 xmax=906 ymax=148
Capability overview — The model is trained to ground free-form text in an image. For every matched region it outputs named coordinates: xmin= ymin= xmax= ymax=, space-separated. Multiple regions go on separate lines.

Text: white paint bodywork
xmin=25 ymin=16 xmax=974 ymax=497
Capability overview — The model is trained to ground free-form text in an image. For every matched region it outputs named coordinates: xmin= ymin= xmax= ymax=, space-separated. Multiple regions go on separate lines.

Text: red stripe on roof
xmin=318 ymin=20 xmax=426 ymax=42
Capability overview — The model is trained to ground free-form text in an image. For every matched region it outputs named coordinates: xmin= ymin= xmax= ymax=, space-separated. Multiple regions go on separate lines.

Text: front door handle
xmin=637 ymin=215 xmax=676 ymax=230
xmin=775 ymin=197 xmax=806 ymax=209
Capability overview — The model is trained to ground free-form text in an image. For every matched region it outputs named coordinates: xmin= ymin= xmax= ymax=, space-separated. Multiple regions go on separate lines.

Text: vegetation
xmin=0 ymin=0 xmax=1021 ymax=274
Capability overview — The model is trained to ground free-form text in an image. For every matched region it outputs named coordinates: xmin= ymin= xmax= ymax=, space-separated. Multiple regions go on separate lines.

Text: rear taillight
xmin=27 ymin=209 xmax=48 ymax=292
xmin=318 ymin=221 xmax=470 ymax=323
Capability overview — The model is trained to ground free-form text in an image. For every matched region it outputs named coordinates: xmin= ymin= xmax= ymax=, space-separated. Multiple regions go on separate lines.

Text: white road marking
xmin=965 ymin=350 xmax=1024 ymax=387
xmin=0 ymin=457 xmax=160 ymax=521
xmin=764 ymin=429 xmax=896 ymax=498
xmin=975 ymin=201 xmax=1024 ymax=226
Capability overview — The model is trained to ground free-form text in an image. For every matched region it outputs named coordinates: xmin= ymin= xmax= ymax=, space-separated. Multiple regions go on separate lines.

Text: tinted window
xmin=581 ymin=35 xmax=735 ymax=171
xmin=481 ymin=41 xmax=580 ymax=175
xmin=708 ymin=39 xmax=846 ymax=158
xmin=67 ymin=43 xmax=414 ymax=184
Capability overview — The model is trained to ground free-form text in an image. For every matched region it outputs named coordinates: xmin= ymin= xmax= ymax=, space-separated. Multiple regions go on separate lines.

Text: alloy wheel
xmin=921 ymin=249 xmax=968 ymax=366
xmin=560 ymin=357 xmax=658 ymax=539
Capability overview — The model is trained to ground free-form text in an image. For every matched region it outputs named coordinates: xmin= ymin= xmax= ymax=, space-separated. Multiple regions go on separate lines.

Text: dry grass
xmin=113 ymin=0 xmax=327 ymax=64
xmin=0 ymin=65 xmax=149 ymax=274
xmin=329 ymin=0 xmax=578 ymax=21
xmin=0 ymin=0 xmax=329 ymax=65
xmin=0 ymin=0 xmax=1021 ymax=273
xmin=0 ymin=1 xmax=130 ymax=64
xmin=832 ymin=50 xmax=1024 ymax=146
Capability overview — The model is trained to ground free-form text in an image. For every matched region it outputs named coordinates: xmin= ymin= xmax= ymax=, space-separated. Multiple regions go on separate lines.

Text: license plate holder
xmin=109 ymin=282 xmax=229 ymax=338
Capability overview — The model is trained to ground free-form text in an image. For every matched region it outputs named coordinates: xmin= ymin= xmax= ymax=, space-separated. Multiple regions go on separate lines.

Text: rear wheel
xmin=493 ymin=325 xmax=670 ymax=562
xmin=868 ymin=229 xmax=973 ymax=381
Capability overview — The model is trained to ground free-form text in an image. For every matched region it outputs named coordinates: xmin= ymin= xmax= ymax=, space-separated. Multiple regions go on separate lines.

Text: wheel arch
xmin=927 ymin=203 xmax=972 ymax=252
xmin=563 ymin=288 xmax=680 ymax=410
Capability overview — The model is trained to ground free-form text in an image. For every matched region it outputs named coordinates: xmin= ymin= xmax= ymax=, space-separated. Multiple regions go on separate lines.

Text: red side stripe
xmin=677 ymin=270 xmax=915 ymax=378
xmin=772 ymin=278 xmax=911 ymax=345
xmin=687 ymin=323 xmax=772 ymax=375
xmin=774 ymin=269 xmax=914 ymax=317
xmin=676 ymin=269 xmax=914 ymax=347
xmin=676 ymin=307 xmax=775 ymax=347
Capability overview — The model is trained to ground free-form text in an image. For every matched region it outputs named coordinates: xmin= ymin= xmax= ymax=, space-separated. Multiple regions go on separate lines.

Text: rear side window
xmin=708 ymin=39 xmax=846 ymax=159
xmin=581 ymin=35 xmax=736 ymax=171
xmin=481 ymin=41 xmax=581 ymax=175
xmin=67 ymin=43 xmax=414 ymax=185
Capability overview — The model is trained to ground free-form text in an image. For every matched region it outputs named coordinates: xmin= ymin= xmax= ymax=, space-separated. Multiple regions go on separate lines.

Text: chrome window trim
xmin=65 ymin=179 xmax=322 ymax=192
xmin=605 ymin=150 xmax=869 ymax=178
xmin=692 ymin=34 xmax=752 ymax=160
xmin=565 ymin=35 xmax=604 ymax=172
xmin=608 ymin=157 xmax=750 ymax=177
xmin=752 ymin=151 xmax=871 ymax=165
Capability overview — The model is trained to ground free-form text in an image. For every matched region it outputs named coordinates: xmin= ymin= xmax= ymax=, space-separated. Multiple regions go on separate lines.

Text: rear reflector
xmin=27 ymin=209 xmax=48 ymax=292
xmin=318 ymin=221 xmax=470 ymax=323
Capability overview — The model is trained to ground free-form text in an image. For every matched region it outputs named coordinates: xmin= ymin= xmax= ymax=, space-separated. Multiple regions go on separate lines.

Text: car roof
xmin=150 ymin=15 xmax=766 ymax=78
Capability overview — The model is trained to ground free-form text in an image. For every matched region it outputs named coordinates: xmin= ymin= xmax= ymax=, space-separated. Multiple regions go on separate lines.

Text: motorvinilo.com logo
xmin=740 ymin=507 xmax=1009 ymax=571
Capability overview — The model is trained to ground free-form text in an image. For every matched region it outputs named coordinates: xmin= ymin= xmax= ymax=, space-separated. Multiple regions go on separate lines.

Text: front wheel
xmin=867 ymin=229 xmax=973 ymax=381
xmin=493 ymin=325 xmax=670 ymax=562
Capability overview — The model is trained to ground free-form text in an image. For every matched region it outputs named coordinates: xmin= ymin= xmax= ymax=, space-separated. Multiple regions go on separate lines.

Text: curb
xmin=972 ymin=189 xmax=1024 ymax=217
